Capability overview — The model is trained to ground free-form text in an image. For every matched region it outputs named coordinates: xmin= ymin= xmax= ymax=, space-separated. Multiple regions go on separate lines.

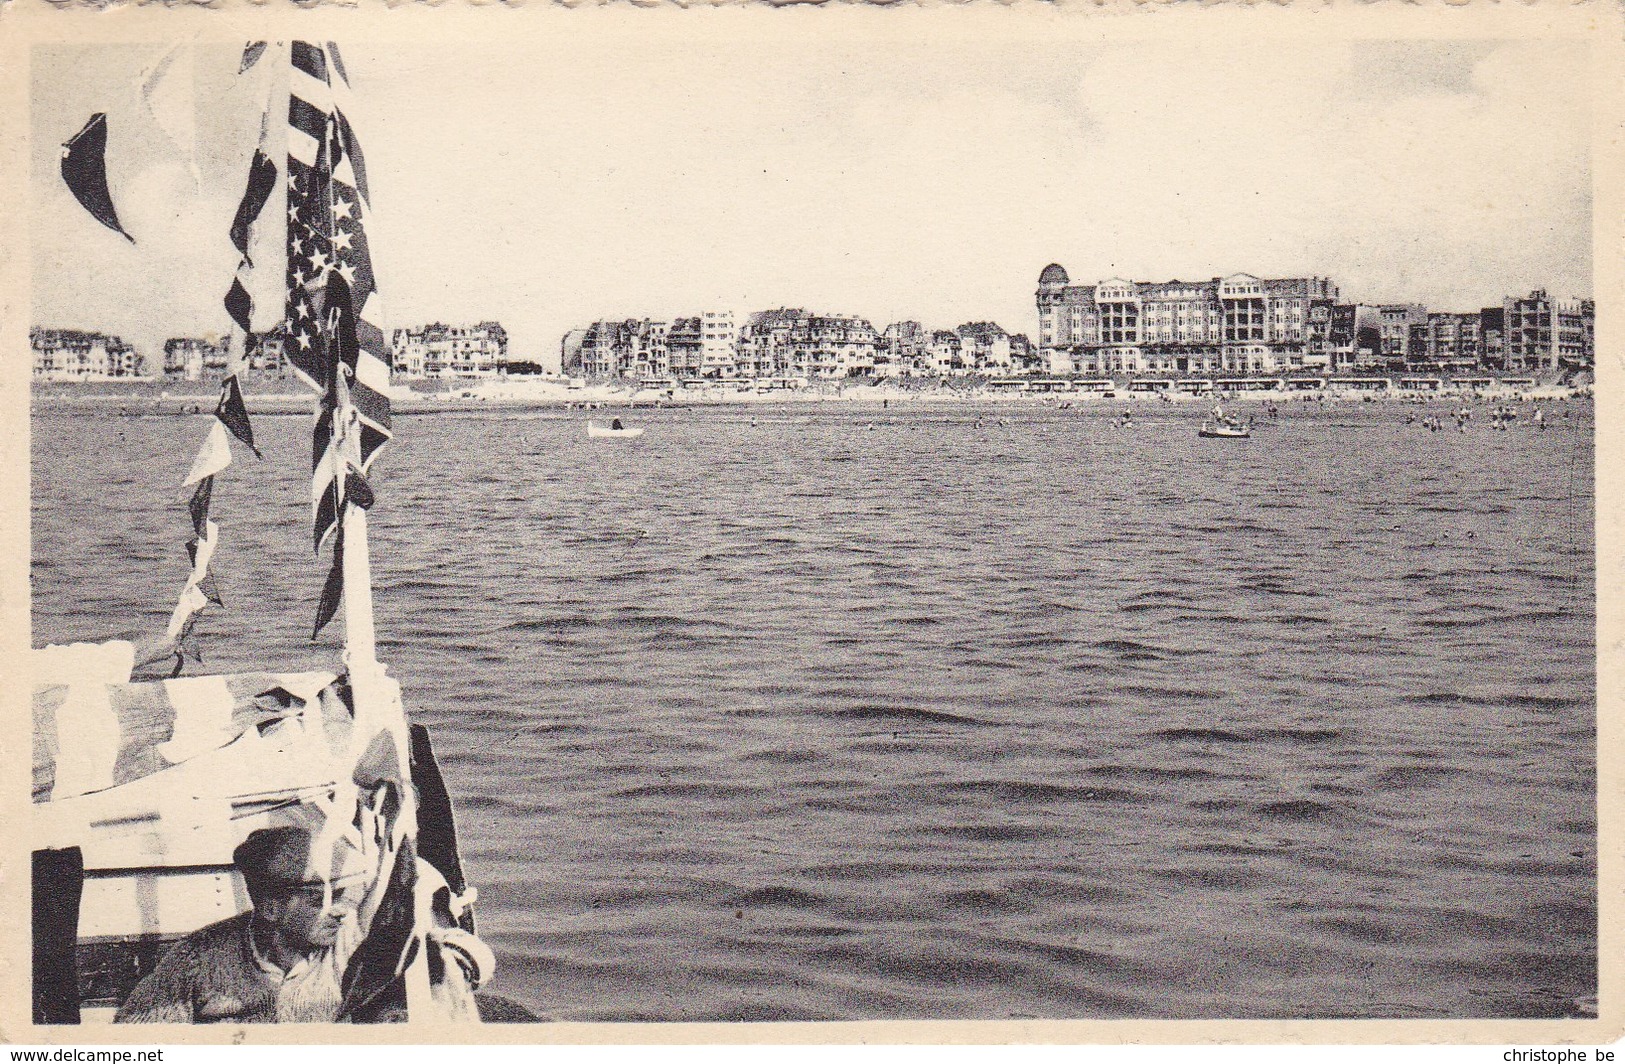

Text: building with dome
xmin=1036 ymin=266 xmax=1340 ymax=376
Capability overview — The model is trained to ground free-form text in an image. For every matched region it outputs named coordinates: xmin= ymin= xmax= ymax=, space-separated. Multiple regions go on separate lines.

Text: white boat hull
xmin=587 ymin=422 xmax=643 ymax=439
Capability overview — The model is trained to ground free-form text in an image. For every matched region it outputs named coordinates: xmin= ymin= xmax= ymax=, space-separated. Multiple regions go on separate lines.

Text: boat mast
xmin=339 ymin=407 xmax=378 ymax=668
xmin=304 ymin=41 xmax=430 ymax=1015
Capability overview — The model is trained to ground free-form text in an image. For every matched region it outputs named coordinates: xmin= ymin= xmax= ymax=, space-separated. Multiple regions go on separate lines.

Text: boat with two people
xmin=1199 ymin=401 xmax=1252 ymax=439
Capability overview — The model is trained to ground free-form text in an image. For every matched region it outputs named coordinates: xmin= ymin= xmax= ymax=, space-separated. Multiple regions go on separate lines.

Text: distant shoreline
xmin=31 ymin=372 xmax=1591 ymax=416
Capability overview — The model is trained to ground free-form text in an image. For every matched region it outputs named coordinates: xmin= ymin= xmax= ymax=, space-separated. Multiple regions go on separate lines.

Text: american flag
xmin=284 ymin=41 xmax=392 ymax=553
xmin=283 ymin=45 xmax=420 ymax=1015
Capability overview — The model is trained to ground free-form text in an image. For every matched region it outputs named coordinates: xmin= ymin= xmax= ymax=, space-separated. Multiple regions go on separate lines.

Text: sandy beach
xmin=28 ymin=372 xmax=1590 ymax=417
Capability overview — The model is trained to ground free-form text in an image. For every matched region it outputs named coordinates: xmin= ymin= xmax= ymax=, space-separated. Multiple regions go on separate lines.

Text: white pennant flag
xmin=138 ymin=44 xmax=200 ymax=188
xmin=189 ymin=519 xmax=219 ymax=582
xmin=182 ymin=421 xmax=233 ymax=487
xmin=165 ymin=582 xmax=209 ymax=641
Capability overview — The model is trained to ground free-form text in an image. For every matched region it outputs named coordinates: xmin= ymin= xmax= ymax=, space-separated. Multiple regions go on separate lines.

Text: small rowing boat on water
xmin=588 ymin=420 xmax=644 ymax=439
xmin=1199 ymin=420 xmax=1251 ymax=439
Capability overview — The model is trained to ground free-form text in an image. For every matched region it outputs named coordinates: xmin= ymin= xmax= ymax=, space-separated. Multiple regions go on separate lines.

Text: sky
xmin=31 ymin=28 xmax=1593 ymax=372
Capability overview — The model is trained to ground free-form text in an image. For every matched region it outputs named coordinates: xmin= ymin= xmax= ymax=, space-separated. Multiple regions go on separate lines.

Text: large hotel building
xmin=1036 ymin=265 xmax=1341 ymax=375
xmin=1033 ymin=264 xmax=1339 ymax=375
xmin=1039 ymin=265 xmax=1594 ymax=375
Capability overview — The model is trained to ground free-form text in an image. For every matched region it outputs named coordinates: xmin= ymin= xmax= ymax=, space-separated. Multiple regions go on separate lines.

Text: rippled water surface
xmin=32 ymin=400 xmax=1595 ymax=1020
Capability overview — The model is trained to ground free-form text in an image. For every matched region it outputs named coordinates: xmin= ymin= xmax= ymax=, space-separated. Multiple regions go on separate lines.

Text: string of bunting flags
xmin=159 ymin=44 xmax=281 ymax=661
xmin=63 ymin=39 xmax=393 ymax=651
xmin=166 ymin=374 xmax=261 ymax=661
xmin=49 ymin=39 xmax=488 ymax=1024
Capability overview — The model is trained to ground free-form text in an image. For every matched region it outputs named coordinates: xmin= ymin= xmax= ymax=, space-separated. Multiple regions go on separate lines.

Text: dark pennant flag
xmin=239 ymin=41 xmax=268 ymax=73
xmin=311 ymin=529 xmax=344 ymax=639
xmin=60 ymin=114 xmax=134 ymax=243
xmin=188 ymin=477 xmax=213 ymax=540
xmin=224 ymin=276 xmax=253 ymax=336
xmin=230 ymin=149 xmax=278 ymax=265
xmin=214 ymin=374 xmax=262 ymax=458
xmin=195 ymin=570 xmax=224 ymax=608
xmin=344 ymin=471 xmax=375 ymax=512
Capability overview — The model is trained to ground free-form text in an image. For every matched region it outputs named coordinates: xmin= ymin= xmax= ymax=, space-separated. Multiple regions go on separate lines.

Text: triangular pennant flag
xmin=138 ymin=45 xmax=199 ymax=188
xmin=240 ymin=42 xmax=268 ymax=74
xmin=182 ymin=421 xmax=233 ymax=487
xmin=188 ymin=476 xmax=213 ymax=539
xmin=314 ymin=463 xmax=343 ymax=554
xmin=338 ymin=835 xmax=419 ymax=1021
xmin=60 ymin=114 xmax=134 ymax=243
xmin=311 ymin=534 xmax=345 ymax=639
xmin=196 ymin=571 xmax=224 ymax=607
xmin=215 ymin=374 xmax=261 ymax=457
xmin=187 ymin=520 xmax=219 ymax=581
xmin=326 ymin=41 xmax=350 ymax=85
xmin=230 ymin=150 xmax=277 ymax=264
xmin=344 ymin=471 xmax=375 ymax=512
xmin=166 ymin=582 xmax=210 ymax=641
xmin=175 ymin=611 xmax=204 ymax=668
xmin=225 ymin=274 xmax=253 ymax=336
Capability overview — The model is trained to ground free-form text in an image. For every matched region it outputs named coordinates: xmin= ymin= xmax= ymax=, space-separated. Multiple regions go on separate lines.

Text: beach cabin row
xmin=988 ymin=379 xmax=1082 ymax=394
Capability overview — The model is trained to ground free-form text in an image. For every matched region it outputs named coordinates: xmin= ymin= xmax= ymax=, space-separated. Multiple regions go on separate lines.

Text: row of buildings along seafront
xmin=31 ymin=328 xmax=143 ymax=381
xmin=160 ymin=325 xmax=508 ymax=382
xmin=34 ymin=328 xmax=289 ymax=382
xmin=160 ymin=335 xmax=290 ymax=380
xmin=560 ymin=310 xmax=1039 ymax=381
xmin=1036 ymin=266 xmax=1595 ymax=376
xmin=33 ymin=320 xmax=511 ymax=383
xmin=390 ymin=322 xmax=511 ymax=379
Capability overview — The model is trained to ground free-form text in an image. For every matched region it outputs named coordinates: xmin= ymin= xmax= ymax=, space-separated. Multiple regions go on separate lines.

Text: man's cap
xmin=234 ymin=824 xmax=370 ymax=891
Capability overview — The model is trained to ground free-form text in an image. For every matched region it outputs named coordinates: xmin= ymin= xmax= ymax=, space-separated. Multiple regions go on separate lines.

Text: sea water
xmin=31 ymin=399 xmax=1595 ymax=1020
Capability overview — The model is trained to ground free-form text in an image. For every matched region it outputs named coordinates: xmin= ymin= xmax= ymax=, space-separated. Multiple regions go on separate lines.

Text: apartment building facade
xmin=1036 ymin=266 xmax=1341 ymax=375
xmin=391 ymin=321 xmax=508 ymax=379
xmin=32 ymin=328 xmax=143 ymax=380
xmin=1503 ymin=289 xmax=1595 ymax=369
xmin=734 ymin=309 xmax=879 ymax=379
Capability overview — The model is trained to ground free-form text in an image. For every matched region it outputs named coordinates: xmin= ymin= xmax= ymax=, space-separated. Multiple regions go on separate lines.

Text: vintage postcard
xmin=1 ymin=0 xmax=1617 ymax=1050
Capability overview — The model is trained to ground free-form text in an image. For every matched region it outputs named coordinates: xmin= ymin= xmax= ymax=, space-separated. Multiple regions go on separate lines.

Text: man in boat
xmin=611 ymin=417 xmax=624 ymax=430
xmin=115 ymin=824 xmax=370 ymax=1023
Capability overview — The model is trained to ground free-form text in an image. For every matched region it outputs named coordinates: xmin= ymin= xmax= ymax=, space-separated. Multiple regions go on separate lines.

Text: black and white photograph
xmin=14 ymin=4 xmax=1615 ymax=1042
